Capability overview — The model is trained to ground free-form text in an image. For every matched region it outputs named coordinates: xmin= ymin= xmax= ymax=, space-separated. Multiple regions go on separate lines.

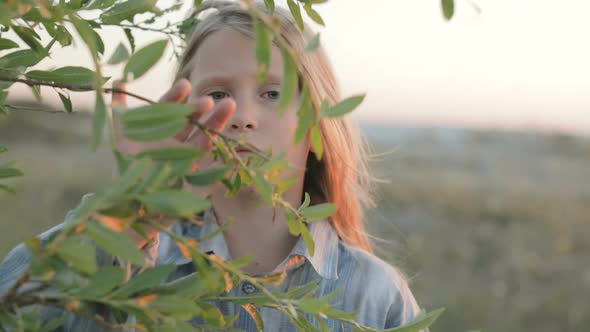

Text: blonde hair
xmin=175 ymin=1 xmax=375 ymax=253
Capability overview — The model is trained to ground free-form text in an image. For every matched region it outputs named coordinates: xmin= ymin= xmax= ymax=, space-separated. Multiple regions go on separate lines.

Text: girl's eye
xmin=261 ymin=90 xmax=280 ymax=100
xmin=208 ymin=91 xmax=228 ymax=100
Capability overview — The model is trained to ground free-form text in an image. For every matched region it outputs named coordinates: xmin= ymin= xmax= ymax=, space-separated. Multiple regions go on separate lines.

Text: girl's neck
xmin=209 ymin=183 xmax=303 ymax=275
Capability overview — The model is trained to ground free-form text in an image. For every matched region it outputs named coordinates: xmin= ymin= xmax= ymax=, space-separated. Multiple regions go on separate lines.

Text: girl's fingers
xmin=189 ymin=98 xmax=236 ymax=150
xmin=174 ymin=96 xmax=215 ymax=141
xmin=112 ymin=80 xmax=127 ymax=109
xmin=159 ymin=78 xmax=192 ymax=103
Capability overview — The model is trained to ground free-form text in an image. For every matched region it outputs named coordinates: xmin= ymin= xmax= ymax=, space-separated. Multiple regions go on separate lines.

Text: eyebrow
xmin=192 ymin=73 xmax=283 ymax=92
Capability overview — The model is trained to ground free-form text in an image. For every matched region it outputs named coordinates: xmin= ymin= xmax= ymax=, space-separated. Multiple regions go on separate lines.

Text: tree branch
xmin=0 ymin=77 xmax=156 ymax=104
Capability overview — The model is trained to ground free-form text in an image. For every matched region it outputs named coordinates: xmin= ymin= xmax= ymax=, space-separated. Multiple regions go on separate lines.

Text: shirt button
xmin=241 ymin=282 xmax=257 ymax=294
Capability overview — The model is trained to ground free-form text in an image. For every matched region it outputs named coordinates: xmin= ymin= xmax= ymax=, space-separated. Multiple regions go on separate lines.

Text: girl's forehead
xmin=187 ymin=28 xmax=285 ymax=84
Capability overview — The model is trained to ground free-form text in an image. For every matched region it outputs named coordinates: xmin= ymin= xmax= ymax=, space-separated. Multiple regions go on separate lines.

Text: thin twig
xmin=116 ymin=23 xmax=178 ymax=37
xmin=0 ymin=77 xmax=156 ymax=104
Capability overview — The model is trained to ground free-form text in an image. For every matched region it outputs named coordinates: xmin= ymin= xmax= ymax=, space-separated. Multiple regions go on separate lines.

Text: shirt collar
xmin=157 ymin=207 xmax=340 ymax=280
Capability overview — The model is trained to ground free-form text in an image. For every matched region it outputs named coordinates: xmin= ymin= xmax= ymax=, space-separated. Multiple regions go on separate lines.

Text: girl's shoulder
xmin=331 ymin=241 xmax=423 ymax=328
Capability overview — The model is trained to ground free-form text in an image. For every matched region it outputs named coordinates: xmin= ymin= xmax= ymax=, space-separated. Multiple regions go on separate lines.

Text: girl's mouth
xmin=235 ymin=146 xmax=256 ymax=156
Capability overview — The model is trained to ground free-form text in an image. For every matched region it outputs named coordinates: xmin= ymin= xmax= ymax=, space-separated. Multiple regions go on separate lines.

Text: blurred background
xmin=1 ymin=0 xmax=589 ymax=331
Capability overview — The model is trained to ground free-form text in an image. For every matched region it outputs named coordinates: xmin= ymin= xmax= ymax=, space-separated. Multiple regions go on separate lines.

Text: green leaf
xmin=100 ymin=0 xmax=158 ymax=24
xmin=300 ymin=192 xmax=311 ymax=211
xmin=57 ymin=92 xmax=73 ymax=113
xmin=123 ymin=39 xmax=167 ymax=81
xmin=137 ymin=147 xmax=204 ymax=161
xmin=70 ymin=16 xmax=101 ymax=59
xmin=122 ymin=103 xmax=193 ymax=122
xmin=194 ymin=0 xmax=203 ymax=7
xmin=0 ymin=146 xmax=7 ymax=153
xmin=121 ymin=103 xmax=193 ymax=141
xmin=26 ymin=67 xmax=100 ymax=86
xmin=167 ymin=159 xmax=194 ymax=178
xmin=91 ymin=30 xmax=105 ymax=56
xmin=285 ymin=279 xmax=320 ymax=298
xmin=91 ymin=92 xmax=106 ymax=151
xmin=113 ymin=150 xmax=129 ymax=175
xmin=322 ymin=95 xmax=365 ymax=118
xmin=40 ymin=316 xmax=66 ymax=332
xmin=287 ymin=216 xmax=303 ymax=236
xmin=0 ymin=90 xmax=6 ymax=105
xmin=86 ymin=221 xmax=146 ymax=266
xmin=384 ymin=308 xmax=445 ymax=332
xmin=98 ymin=158 xmax=151 ymax=204
xmin=287 ymin=0 xmax=304 ymax=31
xmin=73 ymin=266 xmax=126 ymax=299
xmin=0 ymin=49 xmax=43 ymax=68
xmin=293 ymin=314 xmax=322 ymax=332
xmin=185 ymin=166 xmax=231 ymax=186
xmin=310 ymin=125 xmax=323 ymax=160
xmin=147 ymin=296 xmax=202 ymax=319
xmin=294 ymin=88 xmax=315 ymax=143
xmin=303 ymin=4 xmax=324 ymax=26
xmin=278 ymin=49 xmax=298 ymax=114
xmin=136 ymin=162 xmax=173 ymax=193
xmin=300 ymin=203 xmax=337 ymax=220
xmin=442 ymin=0 xmax=455 ymax=20
xmin=0 ymin=90 xmax=8 ymax=105
xmin=155 ymin=273 xmax=209 ymax=298
xmin=108 ymin=42 xmax=130 ymax=65
xmin=123 ymin=113 xmax=187 ymax=142
xmin=56 ymin=237 xmax=98 ymax=274
xmin=299 ymin=298 xmax=329 ymax=314
xmin=137 ymin=190 xmax=211 ymax=218
xmin=252 ymin=172 xmax=273 ymax=204
xmin=0 ymin=38 xmax=18 ymax=51
xmin=304 ymin=33 xmax=320 ymax=53
xmin=11 ymin=25 xmax=46 ymax=56
xmin=198 ymin=302 xmax=231 ymax=327
xmin=42 ymin=23 xmax=73 ymax=47
xmin=110 ymin=264 xmax=176 ymax=298
xmin=30 ymin=85 xmax=42 ymax=102
xmin=263 ymin=0 xmax=275 ymax=13
xmin=0 ymin=183 xmax=15 ymax=194
xmin=83 ymin=0 xmax=117 ymax=10
xmin=323 ymin=306 xmax=357 ymax=321
xmin=0 ymin=3 xmax=10 ymax=27
xmin=24 ymin=70 xmax=55 ymax=82
xmin=54 ymin=25 xmax=74 ymax=47
xmin=0 ymin=167 xmax=23 ymax=179
xmin=254 ymin=19 xmax=270 ymax=83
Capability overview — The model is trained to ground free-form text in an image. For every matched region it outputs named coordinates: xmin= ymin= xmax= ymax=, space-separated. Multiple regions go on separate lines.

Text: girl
xmin=0 ymin=1 xmax=426 ymax=331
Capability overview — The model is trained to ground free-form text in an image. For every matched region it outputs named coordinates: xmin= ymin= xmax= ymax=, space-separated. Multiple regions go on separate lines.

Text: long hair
xmin=174 ymin=1 xmax=376 ymax=253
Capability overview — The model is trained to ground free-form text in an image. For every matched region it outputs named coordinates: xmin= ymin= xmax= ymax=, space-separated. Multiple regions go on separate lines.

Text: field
xmin=1 ymin=108 xmax=589 ymax=331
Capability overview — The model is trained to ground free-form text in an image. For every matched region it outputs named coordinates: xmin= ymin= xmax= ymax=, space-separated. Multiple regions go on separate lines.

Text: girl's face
xmin=187 ymin=28 xmax=310 ymax=172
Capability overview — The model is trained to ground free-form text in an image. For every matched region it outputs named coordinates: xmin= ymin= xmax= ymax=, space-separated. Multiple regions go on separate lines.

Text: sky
xmin=5 ymin=0 xmax=590 ymax=134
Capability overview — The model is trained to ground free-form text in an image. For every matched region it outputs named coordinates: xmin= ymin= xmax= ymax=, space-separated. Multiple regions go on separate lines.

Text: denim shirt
xmin=0 ymin=194 xmax=425 ymax=331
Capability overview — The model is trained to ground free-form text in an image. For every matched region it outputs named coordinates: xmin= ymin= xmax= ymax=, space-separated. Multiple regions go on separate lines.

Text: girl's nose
xmin=229 ymin=121 xmax=256 ymax=131
xmin=228 ymin=98 xmax=257 ymax=131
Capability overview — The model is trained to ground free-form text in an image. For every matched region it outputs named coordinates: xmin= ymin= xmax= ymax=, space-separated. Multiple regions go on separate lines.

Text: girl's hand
xmin=111 ymin=78 xmax=236 ymax=162
xmin=109 ymin=79 xmax=236 ymax=248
